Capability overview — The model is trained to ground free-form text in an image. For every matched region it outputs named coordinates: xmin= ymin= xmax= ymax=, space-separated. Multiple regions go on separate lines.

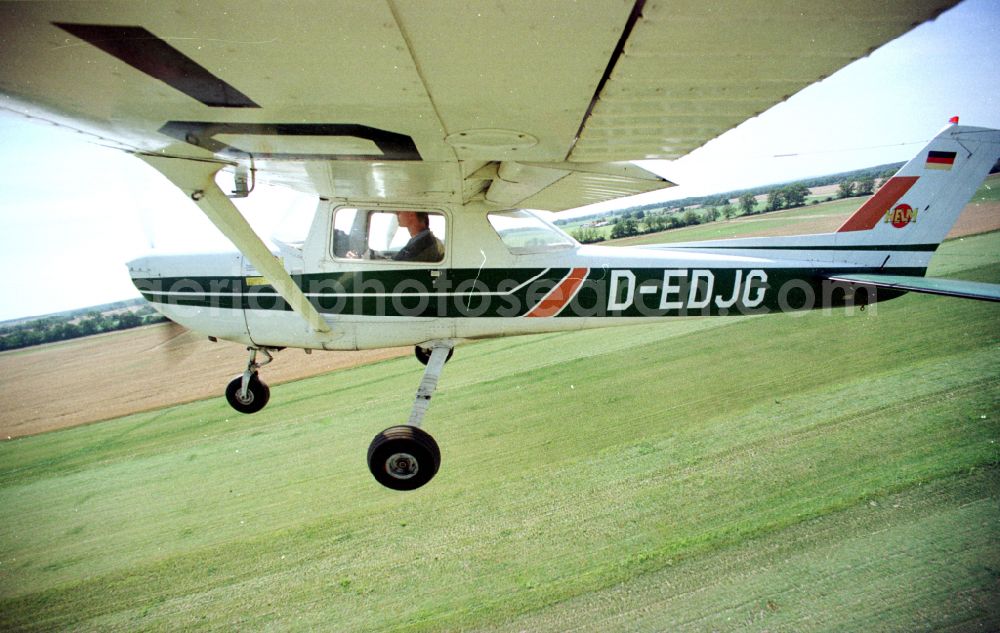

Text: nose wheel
xmin=225 ymin=372 xmax=270 ymax=413
xmin=225 ymin=347 xmax=274 ymax=414
xmin=369 ymin=341 xmax=453 ymax=490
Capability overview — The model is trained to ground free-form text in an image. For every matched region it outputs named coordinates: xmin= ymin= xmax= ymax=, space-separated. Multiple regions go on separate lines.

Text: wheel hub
xmin=385 ymin=452 xmax=419 ymax=480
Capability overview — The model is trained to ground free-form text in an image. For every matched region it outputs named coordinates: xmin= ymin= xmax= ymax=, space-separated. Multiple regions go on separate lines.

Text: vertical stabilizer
xmin=836 ymin=123 xmax=1000 ymax=245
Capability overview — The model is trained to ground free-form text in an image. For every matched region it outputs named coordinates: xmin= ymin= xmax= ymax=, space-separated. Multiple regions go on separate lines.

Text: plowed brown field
xmin=0 ymin=328 xmax=408 ymax=438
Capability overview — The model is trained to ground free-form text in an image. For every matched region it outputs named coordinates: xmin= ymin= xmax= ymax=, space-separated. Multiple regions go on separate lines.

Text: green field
xmin=612 ymin=197 xmax=863 ymax=246
xmin=973 ymin=174 xmax=1000 ymax=202
xmin=1 ymin=232 xmax=999 ymax=631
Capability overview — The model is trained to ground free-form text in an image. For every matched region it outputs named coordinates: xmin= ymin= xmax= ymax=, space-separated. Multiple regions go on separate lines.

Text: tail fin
xmin=837 ymin=122 xmax=1000 ymax=245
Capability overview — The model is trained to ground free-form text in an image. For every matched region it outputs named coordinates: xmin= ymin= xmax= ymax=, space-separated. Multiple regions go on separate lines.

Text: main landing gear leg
xmin=225 ymin=347 xmax=273 ymax=414
xmin=367 ymin=341 xmax=454 ymax=491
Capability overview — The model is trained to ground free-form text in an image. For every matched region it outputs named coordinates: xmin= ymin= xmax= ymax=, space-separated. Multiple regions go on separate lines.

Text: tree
xmin=702 ymin=207 xmax=719 ymax=222
xmin=837 ymin=180 xmax=856 ymax=199
xmin=644 ymin=214 xmax=667 ymax=233
xmin=2 ymin=330 xmax=25 ymax=350
xmin=766 ymin=190 xmax=784 ymax=212
xmin=610 ymin=218 xmax=639 ymax=239
xmin=78 ymin=318 xmax=100 ymax=336
xmin=22 ymin=329 xmax=44 ymax=347
xmin=782 ymin=183 xmax=808 ymax=208
xmin=856 ymin=176 xmax=876 ymax=195
xmin=572 ymin=226 xmax=605 ymax=244
xmin=738 ymin=193 xmax=756 ymax=215
xmin=117 ymin=312 xmax=143 ymax=329
xmin=721 ymin=204 xmax=736 ymax=220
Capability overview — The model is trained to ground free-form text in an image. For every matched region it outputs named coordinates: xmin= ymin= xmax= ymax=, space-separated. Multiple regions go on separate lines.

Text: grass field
xmin=1 ymin=223 xmax=998 ymax=629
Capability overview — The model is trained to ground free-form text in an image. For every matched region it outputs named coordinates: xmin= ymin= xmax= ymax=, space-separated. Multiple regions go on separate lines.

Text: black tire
xmin=367 ymin=425 xmax=441 ymax=491
xmin=414 ymin=345 xmax=454 ymax=366
xmin=225 ymin=373 xmax=270 ymax=414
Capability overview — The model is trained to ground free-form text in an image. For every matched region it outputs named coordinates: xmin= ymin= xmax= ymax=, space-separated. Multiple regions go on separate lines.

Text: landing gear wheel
xmin=367 ymin=425 xmax=441 ymax=491
xmin=225 ymin=373 xmax=270 ymax=414
xmin=415 ymin=345 xmax=453 ymax=366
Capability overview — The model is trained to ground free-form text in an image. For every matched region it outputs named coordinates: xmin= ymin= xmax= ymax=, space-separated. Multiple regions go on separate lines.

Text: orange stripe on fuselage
xmin=837 ymin=176 xmax=919 ymax=232
xmin=525 ymin=267 xmax=589 ymax=317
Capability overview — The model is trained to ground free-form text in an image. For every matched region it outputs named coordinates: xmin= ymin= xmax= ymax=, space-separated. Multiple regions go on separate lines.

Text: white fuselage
xmin=129 ymin=202 xmax=918 ymax=350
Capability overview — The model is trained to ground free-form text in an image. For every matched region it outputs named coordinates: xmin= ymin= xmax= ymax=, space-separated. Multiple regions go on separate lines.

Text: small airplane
xmin=1 ymin=2 xmax=997 ymax=490
xmin=127 ymin=122 xmax=1000 ymax=490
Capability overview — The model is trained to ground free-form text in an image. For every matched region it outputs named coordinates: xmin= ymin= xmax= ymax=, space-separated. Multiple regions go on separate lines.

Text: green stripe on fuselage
xmin=135 ymin=266 xmax=922 ymax=318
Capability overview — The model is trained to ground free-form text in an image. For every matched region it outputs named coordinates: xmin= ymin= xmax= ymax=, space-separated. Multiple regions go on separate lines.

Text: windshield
xmin=267 ymin=190 xmax=317 ymax=249
xmin=487 ymin=210 xmax=576 ymax=254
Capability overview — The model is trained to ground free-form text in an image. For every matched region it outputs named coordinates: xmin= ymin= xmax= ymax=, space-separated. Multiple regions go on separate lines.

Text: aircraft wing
xmin=827 ymin=274 xmax=1000 ymax=303
xmin=0 ymin=0 xmax=958 ymax=212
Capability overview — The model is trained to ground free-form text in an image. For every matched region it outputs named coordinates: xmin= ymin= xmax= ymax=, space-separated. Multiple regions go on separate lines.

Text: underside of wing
xmin=827 ymin=274 xmax=1000 ymax=303
xmin=570 ymin=0 xmax=959 ymax=162
xmin=0 ymin=0 xmax=957 ymax=210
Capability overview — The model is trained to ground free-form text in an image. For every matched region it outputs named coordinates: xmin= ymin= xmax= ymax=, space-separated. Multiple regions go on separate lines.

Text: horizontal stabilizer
xmin=827 ymin=274 xmax=1000 ymax=302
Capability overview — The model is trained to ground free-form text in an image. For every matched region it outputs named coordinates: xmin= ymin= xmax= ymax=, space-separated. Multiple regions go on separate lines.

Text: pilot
xmin=393 ymin=211 xmax=444 ymax=262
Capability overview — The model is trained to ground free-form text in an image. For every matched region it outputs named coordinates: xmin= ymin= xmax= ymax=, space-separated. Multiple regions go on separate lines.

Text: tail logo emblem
xmin=886 ymin=203 xmax=917 ymax=228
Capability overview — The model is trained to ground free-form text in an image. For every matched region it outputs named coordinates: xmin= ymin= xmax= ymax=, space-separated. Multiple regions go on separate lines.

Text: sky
xmin=0 ymin=0 xmax=998 ymax=321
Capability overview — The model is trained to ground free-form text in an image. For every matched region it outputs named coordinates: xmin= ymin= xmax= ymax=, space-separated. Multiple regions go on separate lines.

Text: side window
xmin=332 ymin=208 xmax=367 ymax=257
xmin=332 ymin=209 xmax=446 ymax=263
xmin=487 ymin=210 xmax=574 ymax=254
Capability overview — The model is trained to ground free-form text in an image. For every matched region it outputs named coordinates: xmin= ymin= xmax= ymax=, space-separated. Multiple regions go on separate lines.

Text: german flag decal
xmin=926 ymin=150 xmax=957 ymax=170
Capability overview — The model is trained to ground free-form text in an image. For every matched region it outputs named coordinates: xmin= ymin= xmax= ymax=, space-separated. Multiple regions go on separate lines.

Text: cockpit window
xmin=487 ymin=210 xmax=575 ymax=254
xmin=332 ymin=208 xmax=446 ymax=263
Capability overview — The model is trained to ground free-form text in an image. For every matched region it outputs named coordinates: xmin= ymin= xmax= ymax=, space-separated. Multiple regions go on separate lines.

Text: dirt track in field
xmin=2 ymin=201 xmax=997 ymax=439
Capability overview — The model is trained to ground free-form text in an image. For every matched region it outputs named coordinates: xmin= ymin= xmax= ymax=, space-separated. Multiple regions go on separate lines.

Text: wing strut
xmin=137 ymin=153 xmax=332 ymax=333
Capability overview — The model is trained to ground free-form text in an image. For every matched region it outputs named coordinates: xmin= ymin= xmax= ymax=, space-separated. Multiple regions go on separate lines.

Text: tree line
xmin=572 ymin=205 xmax=729 ymax=243
xmin=568 ymin=164 xmax=901 ymax=244
xmin=0 ymin=305 xmax=166 ymax=351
